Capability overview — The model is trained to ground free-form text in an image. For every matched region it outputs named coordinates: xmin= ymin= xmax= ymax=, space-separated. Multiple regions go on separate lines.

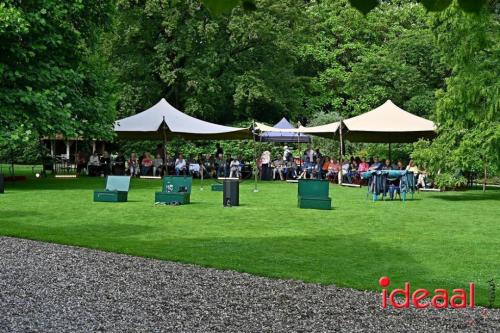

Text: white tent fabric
xmin=298 ymin=122 xmax=340 ymax=138
xmin=343 ymin=100 xmax=436 ymax=143
xmin=114 ymin=98 xmax=251 ymax=140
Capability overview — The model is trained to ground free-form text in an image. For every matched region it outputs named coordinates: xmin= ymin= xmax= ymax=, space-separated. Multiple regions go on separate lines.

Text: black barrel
xmin=223 ymin=179 xmax=239 ymax=207
xmin=0 ymin=173 xmax=4 ymax=194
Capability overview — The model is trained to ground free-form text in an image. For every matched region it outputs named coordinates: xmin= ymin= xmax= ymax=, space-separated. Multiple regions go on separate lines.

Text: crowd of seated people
xmin=73 ymin=142 xmax=250 ymax=180
xmin=253 ymin=145 xmax=429 ymax=188
xmin=73 ymin=144 xmax=429 ymax=187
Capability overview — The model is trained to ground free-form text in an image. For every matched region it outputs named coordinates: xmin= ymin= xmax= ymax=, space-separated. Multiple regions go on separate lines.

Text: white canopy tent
xmin=114 ymin=98 xmax=251 ymax=140
xmin=114 ymin=98 xmax=251 ymax=190
xmin=343 ymin=100 xmax=436 ymax=143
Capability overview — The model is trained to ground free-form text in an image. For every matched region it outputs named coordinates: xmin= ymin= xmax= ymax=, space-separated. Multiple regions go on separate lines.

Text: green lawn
xmin=1 ymin=170 xmax=499 ymax=306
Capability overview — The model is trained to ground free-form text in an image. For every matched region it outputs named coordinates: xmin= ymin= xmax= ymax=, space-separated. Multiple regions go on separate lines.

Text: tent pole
xmin=162 ymin=117 xmax=168 ymax=177
xmin=298 ymin=123 xmax=302 ymax=169
xmin=339 ymin=119 xmax=344 ymax=185
xmin=252 ymin=120 xmax=259 ymax=193
xmin=200 ymin=154 xmax=204 ymax=191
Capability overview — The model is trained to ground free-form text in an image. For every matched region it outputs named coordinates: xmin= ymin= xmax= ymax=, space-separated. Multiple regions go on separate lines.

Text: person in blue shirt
xmin=369 ymin=156 xmax=383 ymax=171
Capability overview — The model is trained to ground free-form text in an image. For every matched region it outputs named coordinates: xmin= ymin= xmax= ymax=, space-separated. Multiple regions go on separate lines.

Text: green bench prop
xmin=155 ymin=176 xmax=192 ymax=204
xmin=298 ymin=179 xmax=332 ymax=210
xmin=211 ymin=183 xmax=223 ymax=191
xmin=93 ymin=176 xmax=131 ymax=202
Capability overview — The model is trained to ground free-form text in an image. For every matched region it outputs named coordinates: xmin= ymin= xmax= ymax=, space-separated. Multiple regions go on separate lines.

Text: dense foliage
xmin=412 ymin=3 xmax=499 ymax=188
xmin=0 ymin=0 xmax=115 ymax=148
xmin=1 ymin=0 xmax=498 ymax=184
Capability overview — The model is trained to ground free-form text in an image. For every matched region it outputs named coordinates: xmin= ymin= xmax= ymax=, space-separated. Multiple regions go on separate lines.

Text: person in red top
xmin=141 ymin=152 xmax=153 ymax=176
xmin=358 ymin=157 xmax=370 ymax=173
xmin=326 ymin=157 xmax=340 ymax=183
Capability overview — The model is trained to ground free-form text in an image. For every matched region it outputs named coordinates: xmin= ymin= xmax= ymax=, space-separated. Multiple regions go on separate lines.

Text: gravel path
xmin=0 ymin=237 xmax=498 ymax=332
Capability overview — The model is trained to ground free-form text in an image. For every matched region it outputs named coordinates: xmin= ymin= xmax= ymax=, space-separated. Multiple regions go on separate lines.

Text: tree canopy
xmin=1 ymin=0 xmax=498 ymax=184
xmin=0 ymin=0 xmax=115 ymax=148
xmin=413 ymin=2 xmax=499 ymax=187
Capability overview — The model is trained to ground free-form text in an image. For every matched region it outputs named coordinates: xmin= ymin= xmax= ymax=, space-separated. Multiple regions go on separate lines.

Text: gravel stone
xmin=0 ymin=237 xmax=498 ymax=332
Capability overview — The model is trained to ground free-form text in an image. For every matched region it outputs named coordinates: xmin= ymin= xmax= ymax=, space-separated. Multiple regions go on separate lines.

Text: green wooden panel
xmin=298 ymin=179 xmax=329 ymax=198
xmin=94 ymin=191 xmax=128 ymax=202
xmin=155 ymin=192 xmax=190 ymax=204
xmin=298 ymin=196 xmax=331 ymax=210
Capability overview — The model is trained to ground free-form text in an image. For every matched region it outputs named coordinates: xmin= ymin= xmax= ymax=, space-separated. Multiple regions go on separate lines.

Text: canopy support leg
xmin=162 ymin=116 xmax=168 ymax=177
xmin=200 ymin=157 xmax=204 ymax=191
xmin=252 ymin=121 xmax=259 ymax=193
xmin=339 ymin=120 xmax=344 ymax=185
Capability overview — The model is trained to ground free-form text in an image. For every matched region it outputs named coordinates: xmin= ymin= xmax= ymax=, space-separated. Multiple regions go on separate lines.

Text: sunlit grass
xmin=1 ymin=171 xmax=499 ymax=306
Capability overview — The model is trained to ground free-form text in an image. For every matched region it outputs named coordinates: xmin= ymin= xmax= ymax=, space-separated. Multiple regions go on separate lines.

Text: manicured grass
xmin=1 ymin=171 xmax=499 ymax=306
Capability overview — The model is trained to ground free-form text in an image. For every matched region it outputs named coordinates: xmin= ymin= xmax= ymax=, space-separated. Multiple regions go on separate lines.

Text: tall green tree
xmin=297 ymin=0 xmax=446 ymax=119
xmin=412 ymin=3 xmax=499 ymax=188
xmin=0 ymin=0 xmax=115 ymax=149
xmin=108 ymin=0 xmax=307 ymax=124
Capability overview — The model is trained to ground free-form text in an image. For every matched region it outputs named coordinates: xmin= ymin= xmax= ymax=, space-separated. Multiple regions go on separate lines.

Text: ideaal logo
xmin=379 ymin=276 xmax=475 ymax=309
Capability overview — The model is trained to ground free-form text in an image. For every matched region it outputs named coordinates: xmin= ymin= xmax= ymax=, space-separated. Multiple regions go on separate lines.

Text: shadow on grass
xmin=430 ymin=190 xmax=500 ymax=202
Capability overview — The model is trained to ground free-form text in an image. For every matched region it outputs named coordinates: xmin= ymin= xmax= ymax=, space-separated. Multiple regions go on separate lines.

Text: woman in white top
xmin=175 ymin=154 xmax=187 ymax=175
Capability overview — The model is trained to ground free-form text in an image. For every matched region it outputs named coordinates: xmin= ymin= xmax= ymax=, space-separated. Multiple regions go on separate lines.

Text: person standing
xmin=315 ymin=148 xmax=324 ymax=179
xmin=215 ymin=143 xmax=223 ymax=159
xmin=100 ymin=151 xmax=111 ymax=176
xmin=283 ymin=146 xmax=292 ymax=162
xmin=76 ymin=151 xmax=87 ymax=176
xmin=260 ymin=150 xmax=271 ymax=180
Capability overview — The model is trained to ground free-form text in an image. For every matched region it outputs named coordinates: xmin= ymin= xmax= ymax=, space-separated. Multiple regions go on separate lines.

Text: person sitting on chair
xmin=175 ymin=154 xmax=187 ymax=175
xmin=229 ymin=156 xmax=241 ymax=179
xmin=326 ymin=157 xmax=338 ymax=182
xmin=188 ymin=156 xmax=201 ymax=177
xmin=153 ymin=154 xmax=164 ymax=176
xmin=88 ymin=152 xmax=101 ymax=177
xmin=382 ymin=159 xmax=393 ymax=170
xmin=113 ymin=152 xmax=126 ymax=175
xmin=128 ymin=153 xmax=139 ymax=177
xmin=406 ymin=159 xmax=419 ymax=173
xmin=272 ymin=156 xmax=285 ymax=181
xmin=395 ymin=160 xmax=405 ymax=170
xmin=358 ymin=157 xmax=370 ymax=173
xmin=141 ymin=152 xmax=153 ymax=176
xmin=369 ymin=156 xmax=383 ymax=171
xmin=342 ymin=160 xmax=352 ymax=183
xmin=416 ymin=166 xmax=428 ymax=189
